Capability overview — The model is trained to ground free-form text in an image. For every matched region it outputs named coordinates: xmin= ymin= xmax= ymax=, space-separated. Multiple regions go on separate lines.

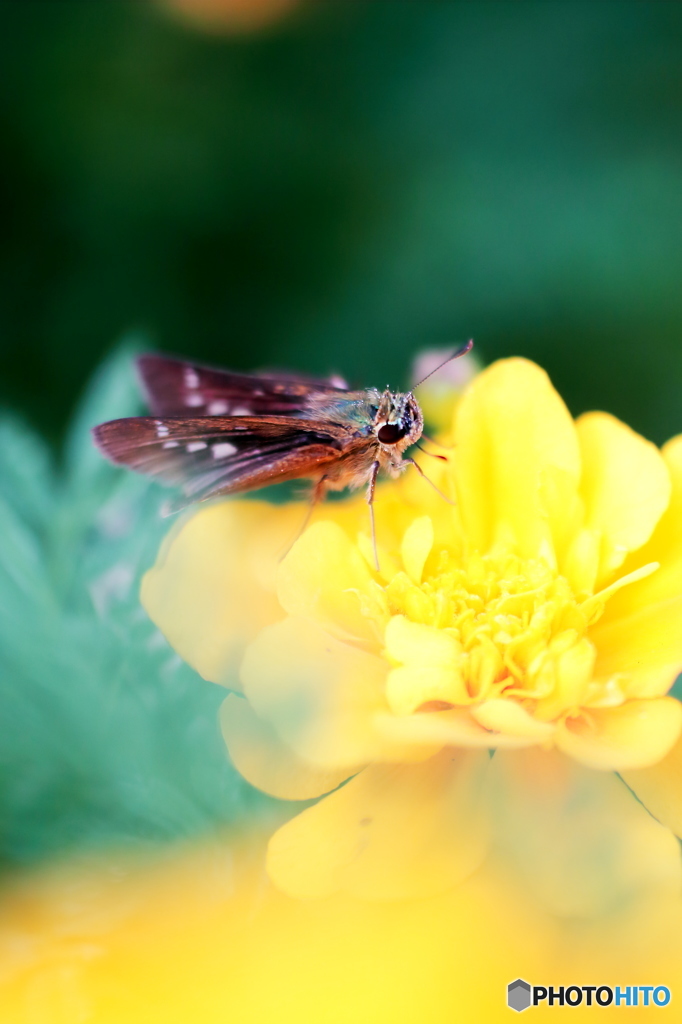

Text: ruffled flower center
xmin=379 ymin=540 xmax=657 ymax=724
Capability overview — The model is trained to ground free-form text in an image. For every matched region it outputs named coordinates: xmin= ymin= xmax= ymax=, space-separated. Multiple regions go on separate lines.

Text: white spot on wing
xmin=231 ymin=405 xmax=251 ymax=416
xmin=186 ymin=394 xmax=204 ymax=407
xmin=163 ymin=440 xmax=179 ymax=449
xmin=212 ymin=442 xmax=237 ymax=459
xmin=185 ymin=368 xmax=200 ymax=388
xmin=186 ymin=441 xmax=207 ymax=453
xmin=155 ymin=421 xmax=169 ymax=437
xmin=208 ymin=400 xmax=230 ymax=415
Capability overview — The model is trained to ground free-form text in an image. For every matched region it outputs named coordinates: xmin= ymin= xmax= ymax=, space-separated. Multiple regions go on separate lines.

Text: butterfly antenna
xmin=410 ymin=339 xmax=474 ymax=391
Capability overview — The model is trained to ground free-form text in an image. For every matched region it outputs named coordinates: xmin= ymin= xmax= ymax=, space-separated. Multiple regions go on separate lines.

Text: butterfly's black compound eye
xmin=377 ymin=422 xmax=406 ymax=444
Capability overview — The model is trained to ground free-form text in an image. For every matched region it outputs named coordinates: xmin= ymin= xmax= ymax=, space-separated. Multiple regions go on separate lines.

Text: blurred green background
xmin=2 ymin=0 xmax=682 ymax=445
xmin=2 ymin=0 xmax=682 ymax=871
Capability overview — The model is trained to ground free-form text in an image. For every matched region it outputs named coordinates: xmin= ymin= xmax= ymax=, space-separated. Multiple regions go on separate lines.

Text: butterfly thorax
xmin=308 ymin=387 xmax=423 ymax=492
xmin=306 ymin=387 xmax=422 ymax=444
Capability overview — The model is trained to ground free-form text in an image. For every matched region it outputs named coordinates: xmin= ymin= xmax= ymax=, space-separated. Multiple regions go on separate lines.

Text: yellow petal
xmin=277 ymin=520 xmax=379 ymax=647
xmin=490 ymin=748 xmax=681 ymax=917
xmin=219 ymin=694 xmax=354 ymax=801
xmin=555 ymin=698 xmax=682 ymax=771
xmin=383 ymin=615 xmax=469 ymax=715
xmin=622 ymin=734 xmax=682 ymax=840
xmin=471 ymin=699 xmax=555 ymax=740
xmin=266 ymin=749 xmax=491 ymax=899
xmin=241 ymin=616 xmax=411 ymax=769
xmin=592 ymin=601 xmax=682 ymax=699
xmin=648 ymin=434 xmax=682 ymax=591
xmin=400 ymin=515 xmax=434 ymax=585
xmin=384 ymin=614 xmax=462 ymax=669
xmin=141 ymin=501 xmax=301 ymax=688
xmin=591 ymin=436 xmax=682 ymax=697
xmin=575 ymin=412 xmax=670 ymax=584
xmin=562 ymin=526 xmax=600 ymax=597
xmin=385 ymin=667 xmax=466 ymax=717
xmin=453 ymin=359 xmax=580 ymax=560
xmin=533 ymin=637 xmax=596 ymax=721
xmin=538 ymin=464 xmax=584 ymax=567
xmin=374 ymin=708 xmax=543 ymax=750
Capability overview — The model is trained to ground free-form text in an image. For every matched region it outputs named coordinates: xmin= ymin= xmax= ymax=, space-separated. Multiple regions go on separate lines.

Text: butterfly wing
xmin=137 ymin=354 xmax=349 ymax=418
xmin=92 ymin=415 xmax=348 ymax=507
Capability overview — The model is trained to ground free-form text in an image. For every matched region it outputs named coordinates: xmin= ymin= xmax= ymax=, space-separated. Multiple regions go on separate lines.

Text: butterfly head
xmin=373 ymin=390 xmax=423 ymax=450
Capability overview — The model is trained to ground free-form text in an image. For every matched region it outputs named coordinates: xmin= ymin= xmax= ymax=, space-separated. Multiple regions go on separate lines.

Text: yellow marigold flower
xmin=142 ymin=358 xmax=682 ymax=906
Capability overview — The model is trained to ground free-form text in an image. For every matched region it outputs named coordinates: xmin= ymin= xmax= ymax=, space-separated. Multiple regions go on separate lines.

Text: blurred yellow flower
xmin=4 ymin=834 xmax=681 ymax=1024
xmin=159 ymin=0 xmax=300 ymax=34
xmin=143 ymin=358 xmax=682 ymax=908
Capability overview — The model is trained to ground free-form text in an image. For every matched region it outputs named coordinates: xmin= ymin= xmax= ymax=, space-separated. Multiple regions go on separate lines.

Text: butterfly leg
xmin=302 ymin=474 xmax=328 ymax=533
xmin=405 ymin=457 xmax=456 ymax=506
xmin=366 ymin=460 xmax=381 ymax=571
xmin=280 ymin=474 xmax=328 ymax=561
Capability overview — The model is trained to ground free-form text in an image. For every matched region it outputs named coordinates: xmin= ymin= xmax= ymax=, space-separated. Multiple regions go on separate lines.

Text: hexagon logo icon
xmin=507 ymin=979 xmax=532 ymax=1012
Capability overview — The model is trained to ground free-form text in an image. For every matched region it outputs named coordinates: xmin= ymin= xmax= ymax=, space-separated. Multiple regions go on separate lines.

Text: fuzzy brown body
xmin=303 ymin=386 xmax=425 ymax=495
xmin=317 ymin=436 xmax=414 ymax=494
xmin=92 ymin=355 xmax=426 ymax=512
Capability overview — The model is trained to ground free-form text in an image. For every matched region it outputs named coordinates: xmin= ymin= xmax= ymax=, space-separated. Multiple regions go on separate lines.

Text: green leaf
xmin=64 ymin=333 xmax=148 ymax=489
xmin=0 ymin=349 xmax=279 ymax=869
xmin=0 ymin=417 xmax=55 ymax=532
